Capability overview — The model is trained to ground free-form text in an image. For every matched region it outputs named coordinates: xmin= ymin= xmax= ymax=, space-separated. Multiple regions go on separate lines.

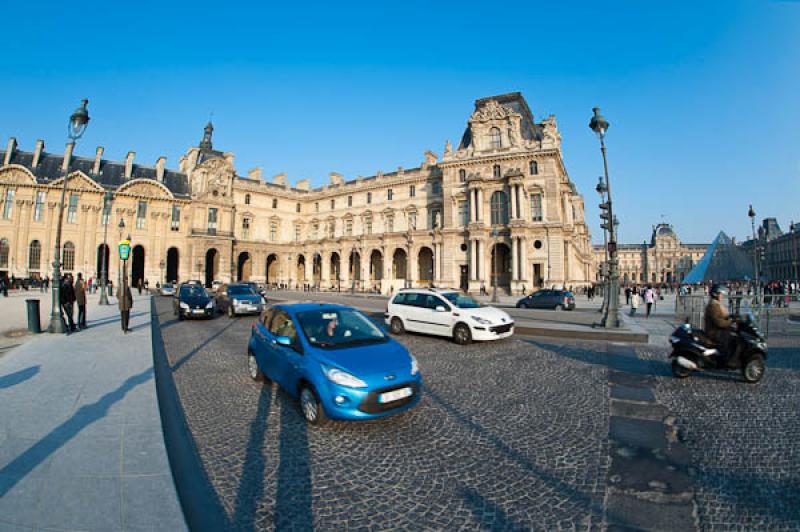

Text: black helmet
xmin=709 ymin=284 xmax=727 ymax=297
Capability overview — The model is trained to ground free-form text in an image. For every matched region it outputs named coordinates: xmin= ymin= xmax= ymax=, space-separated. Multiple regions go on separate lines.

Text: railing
xmin=675 ymin=293 xmax=798 ymax=339
xmin=190 ymin=229 xmax=234 ymax=238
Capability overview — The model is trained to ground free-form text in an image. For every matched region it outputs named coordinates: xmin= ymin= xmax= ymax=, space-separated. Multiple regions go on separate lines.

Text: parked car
xmin=516 ymin=289 xmax=575 ymax=310
xmin=173 ymin=283 xmax=215 ymax=320
xmin=248 ymin=303 xmax=422 ymax=425
xmin=159 ymin=283 xmax=176 ymax=296
xmin=385 ymin=288 xmax=514 ymax=345
xmin=243 ymin=281 xmax=267 ymax=298
xmin=215 ymin=283 xmax=265 ymax=318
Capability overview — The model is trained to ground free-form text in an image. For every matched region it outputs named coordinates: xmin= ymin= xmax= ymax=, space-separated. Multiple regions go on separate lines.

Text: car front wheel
xmin=453 ymin=323 xmax=472 ymax=345
xmin=248 ymin=352 xmax=265 ymax=382
xmin=390 ymin=317 xmax=405 ymax=335
xmin=300 ymin=386 xmax=328 ymax=426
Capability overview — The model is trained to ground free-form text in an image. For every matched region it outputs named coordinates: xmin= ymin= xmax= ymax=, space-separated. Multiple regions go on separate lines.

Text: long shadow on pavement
xmin=459 ymin=485 xmax=526 ymax=531
xmin=274 ymin=389 xmax=312 ymax=530
xmin=0 ymin=367 xmax=152 ymax=496
xmin=0 ymin=365 xmax=40 ymax=389
xmin=170 ymin=320 xmax=239 ymax=372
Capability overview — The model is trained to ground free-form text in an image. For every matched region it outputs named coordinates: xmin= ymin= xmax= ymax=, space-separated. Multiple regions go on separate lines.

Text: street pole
xmin=590 ymin=108 xmax=622 ymax=328
xmin=48 ymin=100 xmax=90 ymax=333
xmin=491 ymin=228 xmax=499 ymax=303
xmin=749 ymin=205 xmax=760 ymax=307
xmin=98 ymin=191 xmax=113 ymax=305
xmin=596 ymin=176 xmax=609 ymax=315
xmin=159 ymin=259 xmax=165 ymax=285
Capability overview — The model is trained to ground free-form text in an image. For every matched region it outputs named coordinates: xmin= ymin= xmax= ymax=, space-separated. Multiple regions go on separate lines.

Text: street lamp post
xmin=596 ymin=176 xmax=609 ymax=315
xmin=117 ymin=219 xmax=126 ymax=291
xmin=491 ymin=228 xmax=499 ymax=303
xmin=590 ymin=107 xmax=622 ymax=328
xmin=48 ymin=100 xmax=91 ymax=333
xmin=98 ymin=191 xmax=113 ymax=305
xmin=748 ymin=205 xmax=760 ymax=303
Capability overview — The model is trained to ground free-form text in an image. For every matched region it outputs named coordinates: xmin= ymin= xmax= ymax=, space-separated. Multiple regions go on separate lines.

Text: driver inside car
xmin=704 ymin=284 xmax=735 ymax=364
xmin=324 ymin=314 xmax=352 ymax=340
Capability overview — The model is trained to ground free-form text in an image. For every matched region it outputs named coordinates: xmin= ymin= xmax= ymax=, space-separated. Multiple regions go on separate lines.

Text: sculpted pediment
xmin=50 ymin=171 xmax=104 ymax=192
xmin=0 ymin=165 xmax=38 ymax=186
xmin=116 ymin=178 xmax=174 ymax=199
xmin=470 ymin=100 xmax=520 ymax=123
xmin=191 ymin=156 xmax=235 ymax=199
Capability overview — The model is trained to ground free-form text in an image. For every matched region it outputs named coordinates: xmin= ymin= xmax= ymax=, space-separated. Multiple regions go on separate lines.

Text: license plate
xmin=378 ymin=387 xmax=412 ymax=403
xmin=192 ymin=309 xmax=205 ymax=314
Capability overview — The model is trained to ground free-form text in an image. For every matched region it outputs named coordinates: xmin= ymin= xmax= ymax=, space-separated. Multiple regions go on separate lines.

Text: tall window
xmin=489 ymin=127 xmax=502 ymax=149
xmin=386 ymin=215 xmax=394 ymax=233
xmin=459 ymin=169 xmax=466 ymax=182
xmin=347 ymin=195 xmax=353 ymax=207
xmin=387 ymin=189 xmax=393 ymax=201
xmin=63 ymin=241 xmax=75 ymax=271
xmin=245 ymin=194 xmax=251 ymax=205
xmin=294 ymin=225 xmax=301 ymax=242
xmin=66 ymin=194 xmax=79 ymax=224
xmin=34 ymin=191 xmax=45 ymax=222
xmin=330 ymin=199 xmax=335 ymax=210
xmin=102 ymin=197 xmax=112 ymax=226
xmin=408 ymin=212 xmax=416 ymax=231
xmin=327 ymin=221 xmax=335 ymax=239
xmin=207 ymin=208 xmax=218 ymax=234
xmin=367 ymin=192 xmax=372 ymax=204
xmin=409 ymin=185 xmax=416 ymax=198
xmin=270 ymin=222 xmax=277 ymax=242
xmin=364 ymin=217 xmax=372 ymax=235
xmin=432 ymin=181 xmax=442 ymax=195
xmin=529 ymin=160 xmax=538 ymax=175
xmin=458 ymin=201 xmax=468 ymax=226
xmin=171 ymin=205 xmax=180 ymax=231
xmin=296 ymin=202 xmax=301 ymax=213
xmin=530 ymin=193 xmax=543 ymax=221
xmin=312 ymin=223 xmax=319 ymax=239
xmin=315 ymin=202 xmax=319 ymax=212
xmin=490 ymin=191 xmax=508 ymax=225
xmin=2 ymin=189 xmax=14 ymax=219
xmin=0 ymin=238 xmax=8 ymax=268
xmin=345 ymin=218 xmax=353 ymax=236
xmin=430 ymin=209 xmax=441 ymax=229
xmin=28 ymin=240 xmax=41 ymax=271
xmin=242 ymin=217 xmax=251 ymax=239
xmin=493 ymin=165 xmax=501 ymax=178
xmin=136 ymin=201 xmax=147 ymax=229
xmin=272 ymin=198 xmax=278 ymax=209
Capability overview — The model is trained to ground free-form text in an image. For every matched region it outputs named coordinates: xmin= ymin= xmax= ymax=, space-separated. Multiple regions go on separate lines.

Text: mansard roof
xmin=458 ymin=92 xmax=543 ymax=151
xmin=0 ymin=148 xmax=190 ymax=198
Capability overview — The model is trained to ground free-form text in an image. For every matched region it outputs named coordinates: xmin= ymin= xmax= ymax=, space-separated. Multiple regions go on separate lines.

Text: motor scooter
xmin=668 ymin=314 xmax=767 ymax=383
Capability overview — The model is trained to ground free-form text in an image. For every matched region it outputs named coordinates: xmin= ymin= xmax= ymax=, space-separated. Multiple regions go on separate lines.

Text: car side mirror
xmin=435 ymin=305 xmax=447 ymax=312
xmin=275 ymin=336 xmax=293 ymax=347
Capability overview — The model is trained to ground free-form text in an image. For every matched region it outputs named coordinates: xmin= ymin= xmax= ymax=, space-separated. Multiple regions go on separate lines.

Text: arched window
xmin=529 ymin=160 xmax=538 ymax=175
xmin=63 ymin=242 xmax=75 ymax=272
xmin=245 ymin=194 xmax=251 ymax=205
xmin=490 ymin=191 xmax=509 ymax=225
xmin=489 ymin=127 xmax=502 ymax=149
xmin=458 ymin=169 xmax=466 ymax=182
xmin=493 ymin=165 xmax=501 ymax=178
xmin=29 ymin=240 xmax=41 ymax=271
xmin=0 ymin=238 xmax=9 ymax=268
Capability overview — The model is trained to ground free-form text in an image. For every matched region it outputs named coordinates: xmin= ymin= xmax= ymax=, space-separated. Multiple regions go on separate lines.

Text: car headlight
xmin=232 ymin=299 xmax=241 ymax=306
xmin=323 ymin=366 xmax=367 ymax=388
xmin=205 ymin=301 xmax=214 ymax=309
xmin=179 ymin=302 xmax=189 ymax=309
xmin=471 ymin=316 xmax=492 ymax=325
xmin=410 ymin=354 xmax=419 ymax=376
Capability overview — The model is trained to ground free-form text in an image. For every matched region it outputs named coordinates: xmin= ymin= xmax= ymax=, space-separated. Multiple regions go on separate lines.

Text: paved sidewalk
xmin=0 ymin=294 xmax=187 ymax=531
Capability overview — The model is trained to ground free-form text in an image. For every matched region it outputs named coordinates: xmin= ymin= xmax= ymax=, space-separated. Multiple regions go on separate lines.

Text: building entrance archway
xmin=490 ymin=243 xmax=511 ymax=293
xmin=237 ymin=252 xmax=252 ymax=282
xmin=205 ymin=248 xmax=219 ymax=288
xmin=330 ymin=252 xmax=341 ymax=289
xmin=296 ymin=255 xmax=306 ymax=287
xmin=312 ymin=253 xmax=322 ymax=284
xmin=166 ymin=247 xmax=179 ymax=283
xmin=349 ymin=251 xmax=361 ymax=287
xmin=131 ymin=245 xmax=145 ymax=288
xmin=392 ymin=249 xmax=407 ymax=283
xmin=266 ymin=254 xmax=279 ymax=285
xmin=418 ymin=247 xmax=434 ymax=285
xmin=96 ymin=244 xmax=110 ymax=280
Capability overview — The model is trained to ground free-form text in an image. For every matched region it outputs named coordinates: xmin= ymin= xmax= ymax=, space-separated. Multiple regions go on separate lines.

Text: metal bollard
xmin=26 ymin=299 xmax=42 ymax=333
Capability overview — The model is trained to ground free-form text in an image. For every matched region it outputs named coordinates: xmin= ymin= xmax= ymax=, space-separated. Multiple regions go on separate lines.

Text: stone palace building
xmin=592 ymin=223 xmax=708 ymax=285
xmin=0 ymin=92 xmax=593 ymax=294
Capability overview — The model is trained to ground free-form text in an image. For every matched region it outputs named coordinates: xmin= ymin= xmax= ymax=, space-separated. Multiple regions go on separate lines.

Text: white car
xmin=385 ymin=288 xmax=514 ymax=344
xmin=159 ymin=283 xmax=176 ymax=296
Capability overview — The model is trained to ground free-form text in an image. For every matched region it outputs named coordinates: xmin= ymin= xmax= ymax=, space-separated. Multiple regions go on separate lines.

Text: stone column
xmin=511 ymin=237 xmax=519 ymax=280
xmin=477 ymin=189 xmax=483 ymax=222
xmin=509 ymin=187 xmax=517 ymax=220
xmin=470 ymin=239 xmax=477 ymax=281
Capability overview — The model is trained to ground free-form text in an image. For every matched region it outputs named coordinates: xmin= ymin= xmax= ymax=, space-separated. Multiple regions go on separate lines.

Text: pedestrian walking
xmin=117 ymin=281 xmax=133 ymax=333
xmin=60 ymin=275 xmax=77 ymax=333
xmin=630 ymin=287 xmax=639 ymax=316
xmin=75 ymin=273 xmax=88 ymax=329
xmin=644 ymin=285 xmax=655 ymax=318
xmin=137 ymin=278 xmax=143 ymax=296
xmin=625 ymin=286 xmax=631 ymax=305
xmin=0 ymin=276 xmax=7 ymax=297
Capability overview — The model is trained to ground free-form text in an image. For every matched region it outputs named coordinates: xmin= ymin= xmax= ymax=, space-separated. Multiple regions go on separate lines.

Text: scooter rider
xmin=704 ymin=284 xmax=734 ymax=363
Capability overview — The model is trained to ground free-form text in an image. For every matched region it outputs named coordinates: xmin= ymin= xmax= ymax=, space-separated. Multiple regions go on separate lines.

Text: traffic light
xmin=599 ymin=202 xmax=611 ymax=231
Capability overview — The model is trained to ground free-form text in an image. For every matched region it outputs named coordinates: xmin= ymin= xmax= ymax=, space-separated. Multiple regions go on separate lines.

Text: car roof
xmin=270 ymin=301 xmax=352 ymax=313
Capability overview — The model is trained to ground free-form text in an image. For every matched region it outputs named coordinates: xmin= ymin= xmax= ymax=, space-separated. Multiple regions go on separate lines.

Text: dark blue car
xmin=248 ymin=303 xmax=422 ymax=425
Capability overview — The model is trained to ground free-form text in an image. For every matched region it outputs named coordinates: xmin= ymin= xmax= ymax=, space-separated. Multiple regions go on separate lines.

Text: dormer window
xmin=493 ymin=165 xmax=501 ymax=178
xmin=489 ymin=127 xmax=502 ymax=149
xmin=459 ymin=169 xmax=466 ymax=182
xmin=529 ymin=160 xmax=538 ymax=175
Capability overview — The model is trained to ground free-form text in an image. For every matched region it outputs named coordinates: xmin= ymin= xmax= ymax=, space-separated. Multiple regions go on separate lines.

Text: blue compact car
xmin=247 ymin=303 xmax=422 ymax=425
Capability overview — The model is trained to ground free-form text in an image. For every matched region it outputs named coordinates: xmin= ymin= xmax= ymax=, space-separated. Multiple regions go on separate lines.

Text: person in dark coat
xmin=117 ymin=278 xmax=134 ymax=333
xmin=60 ymin=275 xmax=77 ymax=333
xmin=75 ymin=273 xmax=88 ymax=329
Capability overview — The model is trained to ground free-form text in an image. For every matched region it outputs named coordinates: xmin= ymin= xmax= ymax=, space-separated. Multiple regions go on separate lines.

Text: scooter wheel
xmin=742 ymin=355 xmax=765 ymax=383
xmin=672 ymin=360 xmax=691 ymax=379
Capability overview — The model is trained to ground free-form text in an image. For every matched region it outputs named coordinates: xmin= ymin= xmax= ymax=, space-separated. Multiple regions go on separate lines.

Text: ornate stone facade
xmin=0 ymin=93 xmax=593 ymax=294
xmin=592 ymin=224 xmax=708 ymax=285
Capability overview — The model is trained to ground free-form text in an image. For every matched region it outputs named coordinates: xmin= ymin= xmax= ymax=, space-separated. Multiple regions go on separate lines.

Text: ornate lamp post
xmin=48 ymin=100 xmax=90 ymax=333
xmin=596 ymin=176 xmax=609 ymax=314
xmin=748 ymin=205 xmax=760 ymax=302
xmin=117 ymin=218 xmax=126 ymax=290
xmin=590 ymin=107 xmax=622 ymax=328
xmin=98 ymin=191 xmax=113 ymax=305
xmin=491 ymin=228 xmax=500 ymax=303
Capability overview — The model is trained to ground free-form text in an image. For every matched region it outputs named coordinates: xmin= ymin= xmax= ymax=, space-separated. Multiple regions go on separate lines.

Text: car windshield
xmin=228 ymin=285 xmax=255 ymax=296
xmin=180 ymin=285 xmax=208 ymax=298
xmin=296 ymin=308 xmax=388 ymax=349
xmin=163 ymin=284 xmax=173 ymax=289
xmin=442 ymin=292 xmax=482 ymax=309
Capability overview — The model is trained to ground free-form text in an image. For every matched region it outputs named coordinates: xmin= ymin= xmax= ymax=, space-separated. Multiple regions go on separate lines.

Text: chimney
xmin=272 ymin=172 xmax=287 ymax=185
xmin=155 ymin=156 xmax=166 ymax=182
xmin=61 ymin=142 xmax=75 ymax=173
xmin=124 ymin=151 xmax=135 ymax=179
xmin=3 ymin=137 xmax=16 ymax=166
xmin=296 ymin=178 xmax=310 ymax=191
xmin=92 ymin=146 xmax=104 ymax=175
xmin=32 ymin=140 xmax=44 ymax=168
xmin=248 ymin=167 xmax=263 ymax=180
xmin=329 ymin=172 xmax=344 ymax=186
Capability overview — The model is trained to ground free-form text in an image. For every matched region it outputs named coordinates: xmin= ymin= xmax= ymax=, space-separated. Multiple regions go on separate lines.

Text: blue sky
xmin=1 ymin=0 xmax=797 ymax=244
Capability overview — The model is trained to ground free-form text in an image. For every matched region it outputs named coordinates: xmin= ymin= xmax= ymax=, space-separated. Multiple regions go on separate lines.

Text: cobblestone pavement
xmin=153 ymin=296 xmax=800 ymax=530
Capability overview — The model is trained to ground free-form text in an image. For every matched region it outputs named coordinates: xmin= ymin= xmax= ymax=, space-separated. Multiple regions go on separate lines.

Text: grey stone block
xmin=36 ymin=475 xmax=122 ymax=531
xmin=122 ymin=475 xmax=187 ymax=531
